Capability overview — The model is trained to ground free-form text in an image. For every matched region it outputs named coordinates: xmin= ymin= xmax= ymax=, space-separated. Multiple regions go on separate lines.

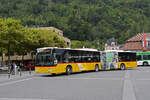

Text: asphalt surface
xmin=0 ymin=67 xmax=150 ymax=100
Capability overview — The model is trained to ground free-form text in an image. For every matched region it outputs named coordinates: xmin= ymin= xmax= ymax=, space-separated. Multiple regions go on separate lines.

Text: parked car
xmin=24 ymin=61 xmax=35 ymax=70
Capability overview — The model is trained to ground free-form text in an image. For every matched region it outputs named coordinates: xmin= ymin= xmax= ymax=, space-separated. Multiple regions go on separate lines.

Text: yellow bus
xmin=35 ymin=48 xmax=137 ymax=75
xmin=101 ymin=50 xmax=137 ymax=70
xmin=35 ymin=47 xmax=101 ymax=75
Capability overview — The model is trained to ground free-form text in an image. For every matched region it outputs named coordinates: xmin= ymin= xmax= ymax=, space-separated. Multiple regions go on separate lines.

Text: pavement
xmin=0 ymin=66 xmax=149 ymax=100
xmin=0 ymin=70 xmax=35 ymax=83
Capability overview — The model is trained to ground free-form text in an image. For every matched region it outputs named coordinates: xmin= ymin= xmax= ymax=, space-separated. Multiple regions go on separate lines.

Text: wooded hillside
xmin=0 ymin=0 xmax=150 ymax=48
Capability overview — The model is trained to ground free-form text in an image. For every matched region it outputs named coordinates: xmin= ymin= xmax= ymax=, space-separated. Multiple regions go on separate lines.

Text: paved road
xmin=0 ymin=67 xmax=150 ymax=100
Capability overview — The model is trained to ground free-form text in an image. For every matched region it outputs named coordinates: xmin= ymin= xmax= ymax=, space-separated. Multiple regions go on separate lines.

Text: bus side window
xmin=148 ymin=55 xmax=150 ymax=60
xmin=88 ymin=57 xmax=91 ymax=62
xmin=56 ymin=55 xmax=62 ymax=63
xmin=74 ymin=58 xmax=77 ymax=63
xmin=127 ymin=56 xmax=130 ymax=61
xmin=63 ymin=51 xmax=70 ymax=63
xmin=118 ymin=57 xmax=121 ymax=62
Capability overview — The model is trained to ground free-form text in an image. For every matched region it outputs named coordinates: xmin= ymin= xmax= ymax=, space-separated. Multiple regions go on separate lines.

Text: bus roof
xmin=37 ymin=47 xmax=99 ymax=52
xmin=75 ymin=48 xmax=98 ymax=51
xmin=104 ymin=50 xmax=136 ymax=53
xmin=105 ymin=50 xmax=124 ymax=52
xmin=37 ymin=47 xmax=61 ymax=52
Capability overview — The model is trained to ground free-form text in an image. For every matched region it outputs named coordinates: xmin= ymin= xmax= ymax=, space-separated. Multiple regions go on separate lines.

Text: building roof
xmin=123 ymin=41 xmax=143 ymax=50
xmin=62 ymin=36 xmax=71 ymax=42
xmin=38 ymin=27 xmax=63 ymax=36
xmin=127 ymin=33 xmax=150 ymax=42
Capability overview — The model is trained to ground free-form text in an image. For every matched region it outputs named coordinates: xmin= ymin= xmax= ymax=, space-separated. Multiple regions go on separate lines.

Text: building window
xmin=148 ymin=41 xmax=150 ymax=47
xmin=111 ymin=42 xmax=115 ymax=46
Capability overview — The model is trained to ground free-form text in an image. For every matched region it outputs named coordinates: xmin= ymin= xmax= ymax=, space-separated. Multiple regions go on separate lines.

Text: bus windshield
xmin=35 ymin=52 xmax=54 ymax=66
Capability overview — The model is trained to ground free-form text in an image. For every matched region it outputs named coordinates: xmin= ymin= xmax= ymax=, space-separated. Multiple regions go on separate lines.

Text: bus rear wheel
xmin=51 ymin=73 xmax=56 ymax=76
xmin=120 ymin=64 xmax=126 ymax=70
xmin=66 ymin=66 xmax=72 ymax=75
xmin=95 ymin=65 xmax=99 ymax=72
xmin=143 ymin=62 xmax=148 ymax=66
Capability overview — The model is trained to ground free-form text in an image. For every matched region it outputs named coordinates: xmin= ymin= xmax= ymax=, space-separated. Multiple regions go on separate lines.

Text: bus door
xmin=101 ymin=52 xmax=107 ymax=70
xmin=125 ymin=53 xmax=132 ymax=67
xmin=127 ymin=52 xmax=136 ymax=67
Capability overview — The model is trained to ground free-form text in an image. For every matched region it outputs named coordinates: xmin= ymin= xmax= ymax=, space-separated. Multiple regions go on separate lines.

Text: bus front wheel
xmin=120 ymin=64 xmax=126 ymax=70
xmin=95 ymin=65 xmax=99 ymax=72
xmin=66 ymin=66 xmax=72 ymax=75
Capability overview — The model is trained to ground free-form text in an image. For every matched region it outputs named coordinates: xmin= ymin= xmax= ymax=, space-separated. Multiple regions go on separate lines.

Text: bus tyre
xmin=51 ymin=73 xmax=56 ymax=76
xmin=95 ymin=65 xmax=99 ymax=72
xmin=143 ymin=62 xmax=148 ymax=66
xmin=66 ymin=66 xmax=72 ymax=75
xmin=120 ymin=64 xmax=126 ymax=70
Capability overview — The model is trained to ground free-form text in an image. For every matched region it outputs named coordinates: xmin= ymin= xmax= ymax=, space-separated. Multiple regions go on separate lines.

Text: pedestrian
xmin=19 ymin=62 xmax=23 ymax=71
xmin=12 ymin=62 xmax=17 ymax=75
xmin=10 ymin=62 xmax=14 ymax=75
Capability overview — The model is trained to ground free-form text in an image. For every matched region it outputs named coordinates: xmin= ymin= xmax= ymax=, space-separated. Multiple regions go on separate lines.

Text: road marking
xmin=124 ymin=71 xmax=130 ymax=79
xmin=0 ymin=78 xmax=33 ymax=87
xmin=122 ymin=71 xmax=136 ymax=100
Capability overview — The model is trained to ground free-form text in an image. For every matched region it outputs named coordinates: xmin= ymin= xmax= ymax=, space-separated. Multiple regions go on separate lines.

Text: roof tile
xmin=123 ymin=42 xmax=142 ymax=50
xmin=127 ymin=33 xmax=150 ymax=42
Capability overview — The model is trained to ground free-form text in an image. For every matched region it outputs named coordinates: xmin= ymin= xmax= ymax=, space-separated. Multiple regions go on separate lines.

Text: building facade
xmin=122 ymin=33 xmax=150 ymax=51
xmin=105 ymin=38 xmax=120 ymax=50
xmin=38 ymin=27 xmax=71 ymax=47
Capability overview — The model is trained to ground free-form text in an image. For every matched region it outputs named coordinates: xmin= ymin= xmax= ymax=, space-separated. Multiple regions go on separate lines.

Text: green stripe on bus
xmin=136 ymin=52 xmax=150 ymax=55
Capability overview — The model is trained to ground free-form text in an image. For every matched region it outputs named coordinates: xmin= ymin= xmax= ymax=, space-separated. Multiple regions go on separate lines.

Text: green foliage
xmin=1 ymin=0 xmax=150 ymax=48
xmin=0 ymin=18 xmax=66 ymax=57
xmin=0 ymin=18 xmax=24 ymax=57
xmin=71 ymin=40 xmax=105 ymax=50
xmin=26 ymin=28 xmax=66 ymax=50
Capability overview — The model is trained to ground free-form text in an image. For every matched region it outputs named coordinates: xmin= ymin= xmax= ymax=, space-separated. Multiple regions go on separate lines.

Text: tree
xmin=1 ymin=0 xmax=150 ymax=48
xmin=0 ymin=18 xmax=66 ymax=67
xmin=0 ymin=18 xmax=24 ymax=63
